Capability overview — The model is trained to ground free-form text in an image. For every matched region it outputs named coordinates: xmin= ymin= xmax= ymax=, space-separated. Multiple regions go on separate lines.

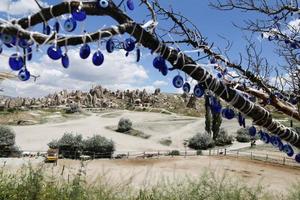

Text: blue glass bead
xmin=290 ymin=97 xmax=298 ymax=105
xmin=270 ymin=136 xmax=283 ymax=149
xmin=43 ymin=24 xmax=51 ymax=35
xmin=194 ymin=84 xmax=205 ymax=98
xmin=127 ymin=0 xmax=134 ymax=10
xmin=248 ymin=126 xmax=256 ymax=137
xmin=27 ymin=47 xmax=32 ymax=61
xmin=18 ymin=69 xmax=30 ymax=81
xmin=61 ymin=53 xmax=69 ymax=69
xmin=106 ymin=39 xmax=115 ymax=53
xmin=283 ymin=144 xmax=294 ymax=157
xmin=64 ymin=18 xmax=77 ymax=32
xmin=172 ymin=75 xmax=184 ymax=88
xmin=210 ymin=58 xmax=217 ymax=64
xmin=217 ymin=73 xmax=222 ymax=78
xmin=124 ymin=38 xmax=135 ymax=52
xmin=92 ymin=50 xmax=104 ymax=66
xmin=136 ymin=48 xmax=141 ymax=62
xmin=160 ymin=65 xmax=168 ymax=76
xmin=1 ymin=34 xmax=13 ymax=44
xmin=291 ymin=42 xmax=298 ymax=49
xmin=222 ymin=108 xmax=235 ymax=119
xmin=72 ymin=9 xmax=86 ymax=21
xmin=262 ymin=132 xmax=270 ymax=143
xmin=182 ymin=82 xmax=191 ymax=93
xmin=54 ymin=21 xmax=60 ymax=33
xmin=153 ymin=56 xmax=166 ymax=69
xmin=99 ymin=0 xmax=109 ymax=8
xmin=0 ymin=46 xmax=2 ymax=54
xmin=295 ymin=154 xmax=300 ymax=163
xmin=9 ymin=53 xmax=23 ymax=71
xmin=47 ymin=45 xmax=62 ymax=60
xmin=80 ymin=44 xmax=91 ymax=59
xmin=18 ymin=39 xmax=30 ymax=48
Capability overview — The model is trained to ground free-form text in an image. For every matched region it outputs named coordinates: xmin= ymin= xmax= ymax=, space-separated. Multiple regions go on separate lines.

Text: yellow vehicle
xmin=45 ymin=148 xmax=59 ymax=163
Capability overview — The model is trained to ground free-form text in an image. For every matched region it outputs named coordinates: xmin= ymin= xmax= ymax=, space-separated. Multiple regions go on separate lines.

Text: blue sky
xmin=0 ymin=0 xmax=282 ymax=97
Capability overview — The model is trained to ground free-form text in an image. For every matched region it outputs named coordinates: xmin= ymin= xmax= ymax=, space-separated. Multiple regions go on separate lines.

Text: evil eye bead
xmin=172 ymin=75 xmax=184 ymax=88
xmin=283 ymin=144 xmax=294 ymax=157
xmin=160 ymin=65 xmax=168 ymax=76
xmin=217 ymin=73 xmax=222 ymax=78
xmin=61 ymin=53 xmax=69 ymax=69
xmin=92 ymin=50 xmax=104 ymax=66
xmin=0 ymin=46 xmax=2 ymax=54
xmin=18 ymin=69 xmax=30 ymax=81
xmin=43 ymin=24 xmax=51 ymax=35
xmin=27 ymin=47 xmax=32 ymax=61
xmin=261 ymin=132 xmax=270 ymax=143
xmin=270 ymin=136 xmax=283 ymax=149
xmin=210 ymin=58 xmax=217 ymax=64
xmin=47 ymin=45 xmax=62 ymax=60
xmin=64 ymin=18 xmax=77 ymax=32
xmin=99 ymin=0 xmax=109 ymax=8
xmin=153 ymin=56 xmax=166 ymax=69
xmin=194 ymin=84 xmax=205 ymax=98
xmin=106 ymin=39 xmax=115 ymax=53
xmin=80 ymin=44 xmax=91 ymax=59
xmin=18 ymin=39 xmax=29 ymax=48
xmin=127 ymin=0 xmax=134 ymax=10
xmin=124 ymin=38 xmax=135 ymax=52
xmin=72 ymin=9 xmax=86 ymax=21
xmin=9 ymin=53 xmax=24 ymax=71
xmin=1 ymin=34 xmax=13 ymax=44
xmin=136 ymin=48 xmax=141 ymax=62
xmin=182 ymin=82 xmax=191 ymax=93
xmin=54 ymin=21 xmax=60 ymax=33
xmin=248 ymin=126 xmax=256 ymax=137
xmin=222 ymin=108 xmax=235 ymax=119
xmin=295 ymin=154 xmax=300 ymax=163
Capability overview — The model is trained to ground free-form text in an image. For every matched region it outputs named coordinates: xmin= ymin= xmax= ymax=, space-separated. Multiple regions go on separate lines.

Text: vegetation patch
xmin=159 ymin=137 xmax=172 ymax=146
xmin=115 ymin=118 xmax=151 ymax=139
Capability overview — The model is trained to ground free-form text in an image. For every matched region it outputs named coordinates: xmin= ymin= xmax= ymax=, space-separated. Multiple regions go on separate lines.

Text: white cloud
xmin=0 ymin=48 xmax=153 ymax=97
xmin=153 ymin=80 xmax=168 ymax=87
xmin=0 ymin=0 xmax=48 ymax=16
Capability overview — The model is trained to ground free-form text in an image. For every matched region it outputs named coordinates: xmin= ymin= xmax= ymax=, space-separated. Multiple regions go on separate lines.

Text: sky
xmin=0 ymin=0 xmax=284 ymax=97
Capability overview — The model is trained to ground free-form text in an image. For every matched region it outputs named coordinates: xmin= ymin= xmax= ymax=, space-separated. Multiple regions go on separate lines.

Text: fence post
xmin=266 ymin=154 xmax=268 ymax=161
xmin=283 ymin=157 xmax=286 ymax=165
xmin=157 ymin=151 xmax=160 ymax=159
xmin=237 ymin=151 xmax=239 ymax=158
xmin=224 ymin=149 xmax=227 ymax=156
xmin=217 ymin=149 xmax=219 ymax=155
xmin=127 ymin=152 xmax=129 ymax=159
xmin=209 ymin=149 xmax=211 ymax=156
xmin=251 ymin=152 xmax=253 ymax=160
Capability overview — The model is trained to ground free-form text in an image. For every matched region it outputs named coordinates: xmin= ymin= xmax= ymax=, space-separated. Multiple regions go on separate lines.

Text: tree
xmin=82 ymin=135 xmax=115 ymax=158
xmin=0 ymin=126 xmax=20 ymax=157
xmin=117 ymin=117 xmax=133 ymax=133
xmin=0 ymin=0 xmax=300 ymax=156
xmin=204 ymin=94 xmax=212 ymax=135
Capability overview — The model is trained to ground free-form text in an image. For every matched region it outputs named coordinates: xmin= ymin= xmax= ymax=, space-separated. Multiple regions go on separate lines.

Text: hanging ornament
xmin=217 ymin=73 xmax=222 ymax=78
xmin=127 ymin=0 xmax=135 ymax=10
xmin=194 ymin=84 xmax=205 ymax=98
xmin=123 ymin=38 xmax=135 ymax=52
xmin=182 ymin=82 xmax=191 ymax=93
xmin=99 ymin=0 xmax=109 ymax=8
xmin=248 ymin=126 xmax=256 ymax=137
xmin=270 ymin=136 xmax=283 ymax=149
xmin=18 ymin=39 xmax=30 ymax=49
xmin=222 ymin=108 xmax=235 ymax=119
xmin=210 ymin=57 xmax=217 ymax=64
xmin=61 ymin=53 xmax=69 ymax=69
xmin=153 ymin=56 xmax=166 ymax=69
xmin=47 ymin=45 xmax=62 ymax=60
xmin=259 ymin=131 xmax=270 ymax=143
xmin=160 ymin=65 xmax=168 ymax=76
xmin=43 ymin=23 xmax=51 ymax=35
xmin=172 ymin=75 xmax=184 ymax=88
xmin=64 ymin=18 xmax=77 ymax=32
xmin=18 ymin=69 xmax=30 ymax=81
xmin=282 ymin=144 xmax=294 ymax=157
xmin=80 ymin=44 xmax=91 ymax=59
xmin=92 ymin=50 xmax=104 ymax=66
xmin=54 ymin=21 xmax=60 ymax=33
xmin=136 ymin=48 xmax=141 ymax=62
xmin=72 ymin=2 xmax=86 ymax=22
xmin=27 ymin=47 xmax=32 ymax=61
xmin=106 ymin=39 xmax=115 ymax=53
xmin=1 ymin=34 xmax=16 ymax=48
xmin=9 ymin=53 xmax=24 ymax=71
xmin=0 ymin=46 xmax=2 ymax=54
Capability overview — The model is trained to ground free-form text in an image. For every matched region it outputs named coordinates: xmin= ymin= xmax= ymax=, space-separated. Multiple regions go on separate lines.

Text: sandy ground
xmin=11 ymin=110 xmax=245 ymax=152
xmin=1 ymin=156 xmax=299 ymax=195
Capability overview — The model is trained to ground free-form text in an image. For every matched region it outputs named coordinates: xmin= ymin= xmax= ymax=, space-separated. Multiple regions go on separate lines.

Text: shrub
xmin=188 ymin=133 xmax=215 ymax=150
xmin=168 ymin=150 xmax=180 ymax=156
xmin=196 ymin=150 xmax=203 ymax=155
xmin=215 ymin=128 xmax=234 ymax=146
xmin=65 ymin=103 xmax=81 ymax=114
xmin=159 ymin=138 xmax=172 ymax=146
xmin=117 ymin=118 xmax=132 ymax=132
xmin=236 ymin=127 xmax=251 ymax=143
xmin=0 ymin=126 xmax=21 ymax=157
xmin=82 ymin=135 xmax=115 ymax=158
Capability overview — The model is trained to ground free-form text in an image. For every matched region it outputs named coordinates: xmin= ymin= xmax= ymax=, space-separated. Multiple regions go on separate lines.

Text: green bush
xmin=117 ymin=118 xmax=132 ymax=132
xmin=0 ymin=126 xmax=21 ymax=157
xmin=236 ymin=128 xmax=251 ymax=143
xmin=188 ymin=133 xmax=215 ymax=150
xmin=82 ymin=135 xmax=115 ymax=158
xmin=168 ymin=150 xmax=180 ymax=156
xmin=215 ymin=128 xmax=234 ymax=146
xmin=48 ymin=133 xmax=115 ymax=159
